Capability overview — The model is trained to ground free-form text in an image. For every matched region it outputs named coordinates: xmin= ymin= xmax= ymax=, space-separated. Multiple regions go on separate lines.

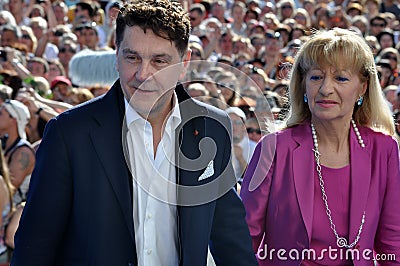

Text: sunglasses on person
xmin=60 ymin=47 xmax=76 ymax=53
xmin=251 ymin=39 xmax=266 ymax=46
xmin=371 ymin=22 xmax=385 ymax=27
xmin=191 ymin=51 xmax=202 ymax=57
xmin=382 ymin=55 xmax=397 ymax=61
xmin=247 ymin=127 xmax=261 ymax=134
xmin=217 ymin=82 xmax=236 ymax=89
xmin=294 ymin=15 xmax=306 ymax=21
xmin=21 ymin=34 xmax=32 ymax=40
xmin=281 ymin=5 xmax=292 ymax=9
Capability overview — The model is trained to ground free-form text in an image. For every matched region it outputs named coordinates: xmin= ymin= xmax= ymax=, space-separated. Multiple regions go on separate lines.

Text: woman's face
xmin=305 ymin=66 xmax=366 ymax=124
xmin=379 ymin=34 xmax=394 ymax=50
xmin=217 ymin=77 xmax=235 ymax=102
xmin=190 ymin=48 xmax=202 ymax=60
xmin=291 ymin=29 xmax=304 ymax=40
xmin=381 ymin=52 xmax=398 ymax=70
xmin=20 ymin=30 xmax=34 ymax=52
xmin=294 ymin=14 xmax=307 ymax=26
xmin=47 ymin=63 xmax=63 ymax=83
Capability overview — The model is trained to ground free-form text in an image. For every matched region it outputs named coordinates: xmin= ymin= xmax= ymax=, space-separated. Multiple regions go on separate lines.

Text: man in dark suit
xmin=11 ymin=1 xmax=257 ymax=265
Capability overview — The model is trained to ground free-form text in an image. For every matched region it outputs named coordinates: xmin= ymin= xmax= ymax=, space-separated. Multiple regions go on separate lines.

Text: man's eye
xmin=153 ymin=58 xmax=169 ymax=65
xmin=127 ymin=55 xmax=140 ymax=62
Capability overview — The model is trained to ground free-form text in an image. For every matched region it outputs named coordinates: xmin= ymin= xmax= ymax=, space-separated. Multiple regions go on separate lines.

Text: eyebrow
xmin=121 ymin=48 xmax=173 ymax=61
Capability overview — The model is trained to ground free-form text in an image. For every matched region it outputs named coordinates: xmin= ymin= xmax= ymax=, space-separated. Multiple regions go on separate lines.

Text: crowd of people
xmin=0 ymin=0 xmax=400 ymax=264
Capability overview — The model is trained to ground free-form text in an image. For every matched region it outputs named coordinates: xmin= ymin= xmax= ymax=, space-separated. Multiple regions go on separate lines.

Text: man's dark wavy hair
xmin=115 ymin=0 xmax=191 ymax=57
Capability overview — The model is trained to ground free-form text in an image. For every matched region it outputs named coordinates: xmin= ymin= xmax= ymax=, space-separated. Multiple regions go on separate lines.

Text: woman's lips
xmin=316 ymin=100 xmax=338 ymax=107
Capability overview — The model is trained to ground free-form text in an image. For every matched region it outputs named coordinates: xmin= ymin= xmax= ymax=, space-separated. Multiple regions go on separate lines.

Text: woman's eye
xmin=310 ymin=75 xmax=322 ymax=81
xmin=336 ymin=76 xmax=349 ymax=82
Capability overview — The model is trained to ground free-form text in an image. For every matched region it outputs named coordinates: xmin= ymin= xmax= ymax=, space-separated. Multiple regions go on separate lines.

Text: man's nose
xmin=135 ymin=61 xmax=153 ymax=82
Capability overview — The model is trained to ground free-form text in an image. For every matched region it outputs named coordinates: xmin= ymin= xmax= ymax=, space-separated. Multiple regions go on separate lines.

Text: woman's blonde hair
xmin=285 ymin=28 xmax=395 ymax=135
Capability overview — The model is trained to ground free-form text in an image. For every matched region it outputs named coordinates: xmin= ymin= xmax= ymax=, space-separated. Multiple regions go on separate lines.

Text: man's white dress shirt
xmin=125 ymin=94 xmax=181 ymax=266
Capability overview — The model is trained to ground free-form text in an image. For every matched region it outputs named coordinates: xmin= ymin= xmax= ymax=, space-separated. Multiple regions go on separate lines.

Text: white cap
xmin=3 ymin=100 xmax=30 ymax=139
xmin=225 ymin=106 xmax=246 ymax=120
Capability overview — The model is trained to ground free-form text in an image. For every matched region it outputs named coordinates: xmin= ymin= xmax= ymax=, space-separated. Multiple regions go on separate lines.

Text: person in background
xmin=0 ymin=100 xmax=34 ymax=206
xmin=0 ymin=139 xmax=13 ymax=264
xmin=11 ymin=1 xmax=257 ymax=265
xmin=226 ymin=107 xmax=256 ymax=183
xmin=0 ymin=85 xmax=12 ymax=104
xmin=189 ymin=3 xmax=207 ymax=35
xmin=52 ymin=1 xmax=69 ymax=26
xmin=245 ymin=116 xmax=263 ymax=143
xmin=57 ymin=40 xmax=77 ymax=77
xmin=241 ymin=28 xmax=400 ymax=265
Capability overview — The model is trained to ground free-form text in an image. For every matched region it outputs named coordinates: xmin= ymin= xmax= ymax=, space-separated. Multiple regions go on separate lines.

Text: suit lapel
xmin=89 ymin=82 xmax=135 ymax=244
xmin=175 ymin=84 xmax=208 ymax=188
xmin=175 ymin=84 xmax=209 ymax=264
xmin=292 ymin=122 xmax=315 ymax=243
xmin=348 ymin=125 xmax=371 ymax=242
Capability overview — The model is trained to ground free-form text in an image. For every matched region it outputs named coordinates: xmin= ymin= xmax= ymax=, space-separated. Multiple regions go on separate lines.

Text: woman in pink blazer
xmin=241 ymin=28 xmax=400 ymax=265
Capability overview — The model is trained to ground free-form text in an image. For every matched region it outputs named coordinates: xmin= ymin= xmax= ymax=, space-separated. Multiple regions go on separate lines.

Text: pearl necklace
xmin=311 ymin=120 xmax=366 ymax=249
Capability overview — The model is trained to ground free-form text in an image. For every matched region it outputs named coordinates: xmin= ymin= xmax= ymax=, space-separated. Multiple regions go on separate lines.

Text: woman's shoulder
xmin=361 ymin=126 xmax=398 ymax=150
xmin=262 ymin=123 xmax=305 ymax=140
xmin=258 ymin=124 xmax=302 ymax=149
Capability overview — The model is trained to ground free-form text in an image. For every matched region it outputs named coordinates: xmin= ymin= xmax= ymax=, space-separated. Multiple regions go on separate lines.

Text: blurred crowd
xmin=2 ymin=0 xmax=400 ymax=263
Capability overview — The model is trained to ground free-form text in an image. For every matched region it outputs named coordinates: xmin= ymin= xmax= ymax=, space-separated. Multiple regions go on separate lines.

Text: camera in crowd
xmin=0 ymin=50 xmax=7 ymax=62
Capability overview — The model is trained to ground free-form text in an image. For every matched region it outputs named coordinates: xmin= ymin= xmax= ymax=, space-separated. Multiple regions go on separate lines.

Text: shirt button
xmin=147 ymin=249 xmax=152 ymax=255
xmin=147 ymin=213 xmax=153 ymax=219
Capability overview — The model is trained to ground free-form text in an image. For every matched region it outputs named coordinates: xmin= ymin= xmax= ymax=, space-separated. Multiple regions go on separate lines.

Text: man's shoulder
xmin=55 ymin=95 xmax=105 ymax=123
xmin=198 ymin=99 xmax=229 ymax=118
xmin=181 ymin=98 xmax=230 ymax=123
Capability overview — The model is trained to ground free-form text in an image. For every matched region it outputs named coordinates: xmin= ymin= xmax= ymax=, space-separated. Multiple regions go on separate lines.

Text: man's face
xmin=75 ymin=5 xmax=91 ymax=20
xmin=58 ymin=45 xmax=76 ymax=65
xmin=116 ymin=26 xmax=190 ymax=118
xmin=53 ymin=5 xmax=67 ymax=23
xmin=82 ymin=28 xmax=98 ymax=49
xmin=370 ymin=19 xmax=386 ymax=36
xmin=8 ymin=0 xmax=24 ymax=15
xmin=189 ymin=10 xmax=203 ymax=28
xmin=30 ymin=23 xmax=45 ymax=39
xmin=1 ymin=30 xmax=17 ymax=47
xmin=28 ymin=61 xmax=46 ymax=77
xmin=228 ymin=113 xmax=246 ymax=143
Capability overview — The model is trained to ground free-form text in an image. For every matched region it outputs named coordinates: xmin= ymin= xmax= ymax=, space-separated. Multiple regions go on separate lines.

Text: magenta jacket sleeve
xmin=240 ymin=134 xmax=276 ymax=253
xmin=374 ymin=137 xmax=400 ymax=265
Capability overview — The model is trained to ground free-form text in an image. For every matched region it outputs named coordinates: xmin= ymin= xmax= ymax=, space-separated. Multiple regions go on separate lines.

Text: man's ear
xmin=115 ymin=48 xmax=119 ymax=72
xmin=178 ymin=49 xmax=192 ymax=80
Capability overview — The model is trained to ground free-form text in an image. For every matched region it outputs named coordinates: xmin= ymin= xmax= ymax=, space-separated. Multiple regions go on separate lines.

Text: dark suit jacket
xmin=11 ymin=81 xmax=257 ymax=266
